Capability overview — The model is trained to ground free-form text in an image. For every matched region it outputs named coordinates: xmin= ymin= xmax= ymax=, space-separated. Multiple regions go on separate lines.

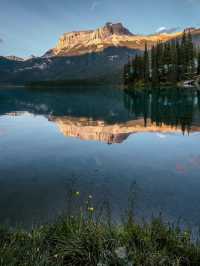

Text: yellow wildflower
xmin=88 ymin=207 xmax=94 ymax=212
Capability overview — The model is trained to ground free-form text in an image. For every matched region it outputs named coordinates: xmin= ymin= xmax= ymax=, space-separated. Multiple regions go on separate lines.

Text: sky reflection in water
xmin=0 ymin=86 xmax=200 ymax=228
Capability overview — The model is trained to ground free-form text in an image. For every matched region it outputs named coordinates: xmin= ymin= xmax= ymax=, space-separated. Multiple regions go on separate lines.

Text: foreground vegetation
xmin=1 ymin=192 xmax=200 ymax=266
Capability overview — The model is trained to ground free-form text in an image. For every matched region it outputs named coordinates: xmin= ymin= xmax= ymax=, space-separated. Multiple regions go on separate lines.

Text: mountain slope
xmin=44 ymin=22 xmax=182 ymax=57
xmin=1 ymin=22 xmax=200 ymax=84
xmin=0 ymin=47 xmax=138 ymax=84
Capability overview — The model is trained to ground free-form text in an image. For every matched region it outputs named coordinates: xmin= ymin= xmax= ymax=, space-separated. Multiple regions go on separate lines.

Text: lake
xmin=0 ymin=85 xmax=200 ymax=229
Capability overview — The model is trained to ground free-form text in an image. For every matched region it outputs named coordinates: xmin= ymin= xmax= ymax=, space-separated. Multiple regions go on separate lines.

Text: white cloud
xmin=156 ymin=27 xmax=166 ymax=33
xmin=90 ymin=1 xmax=100 ymax=11
xmin=156 ymin=133 xmax=167 ymax=139
xmin=156 ymin=26 xmax=179 ymax=34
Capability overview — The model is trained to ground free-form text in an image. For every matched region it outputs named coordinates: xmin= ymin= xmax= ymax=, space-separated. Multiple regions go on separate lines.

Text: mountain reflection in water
xmin=1 ymin=86 xmax=200 ymax=228
xmin=2 ymin=86 xmax=200 ymax=143
xmin=51 ymin=116 xmax=200 ymax=144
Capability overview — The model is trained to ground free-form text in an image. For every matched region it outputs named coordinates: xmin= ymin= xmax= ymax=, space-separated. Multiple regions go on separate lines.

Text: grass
xmin=1 ymin=191 xmax=200 ymax=266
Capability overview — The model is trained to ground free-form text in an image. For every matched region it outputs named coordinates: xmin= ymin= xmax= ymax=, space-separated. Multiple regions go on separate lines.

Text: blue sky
xmin=0 ymin=0 xmax=199 ymax=57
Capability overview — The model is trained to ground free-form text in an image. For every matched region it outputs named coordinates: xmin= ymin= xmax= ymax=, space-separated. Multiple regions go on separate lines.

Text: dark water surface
xmin=1 ymin=86 xmax=200 ymax=228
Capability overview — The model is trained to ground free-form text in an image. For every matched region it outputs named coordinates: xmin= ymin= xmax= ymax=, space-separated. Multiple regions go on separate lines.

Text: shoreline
xmin=1 ymin=212 xmax=200 ymax=265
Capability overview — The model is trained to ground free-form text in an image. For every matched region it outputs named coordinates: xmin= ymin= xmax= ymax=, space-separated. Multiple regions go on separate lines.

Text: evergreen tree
xmin=123 ymin=30 xmax=197 ymax=86
xmin=180 ymin=30 xmax=187 ymax=78
xmin=151 ymin=45 xmax=159 ymax=84
xmin=198 ymin=52 xmax=200 ymax=75
xmin=176 ymin=40 xmax=181 ymax=81
xmin=170 ymin=40 xmax=178 ymax=82
xmin=144 ymin=42 xmax=149 ymax=82
xmin=187 ymin=30 xmax=194 ymax=74
xmin=123 ymin=63 xmax=129 ymax=85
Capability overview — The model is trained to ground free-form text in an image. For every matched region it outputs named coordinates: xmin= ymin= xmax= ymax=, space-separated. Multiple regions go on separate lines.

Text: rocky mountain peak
xmin=184 ymin=27 xmax=196 ymax=33
xmin=103 ymin=22 xmax=134 ymax=36
xmin=44 ymin=22 xmax=135 ymax=57
xmin=43 ymin=22 xmax=182 ymax=57
xmin=5 ymin=55 xmax=24 ymax=61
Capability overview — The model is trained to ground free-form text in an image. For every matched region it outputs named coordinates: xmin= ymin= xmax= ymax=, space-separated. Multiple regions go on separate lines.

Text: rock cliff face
xmin=57 ymin=22 xmax=133 ymax=50
xmin=44 ymin=22 xmax=181 ymax=57
xmin=51 ymin=116 xmax=200 ymax=144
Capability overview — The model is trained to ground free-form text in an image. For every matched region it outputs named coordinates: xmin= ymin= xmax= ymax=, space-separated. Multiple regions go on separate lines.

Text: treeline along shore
xmin=124 ymin=30 xmax=200 ymax=87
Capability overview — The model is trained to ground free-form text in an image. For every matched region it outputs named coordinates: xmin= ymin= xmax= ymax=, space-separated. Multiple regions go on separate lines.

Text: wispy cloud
xmin=0 ymin=38 xmax=3 ymax=43
xmin=90 ymin=1 xmax=100 ymax=11
xmin=156 ymin=133 xmax=167 ymax=139
xmin=156 ymin=27 xmax=179 ymax=34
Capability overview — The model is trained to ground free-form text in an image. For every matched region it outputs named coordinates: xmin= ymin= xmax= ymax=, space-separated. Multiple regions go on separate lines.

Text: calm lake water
xmin=1 ymin=85 xmax=200 ymax=228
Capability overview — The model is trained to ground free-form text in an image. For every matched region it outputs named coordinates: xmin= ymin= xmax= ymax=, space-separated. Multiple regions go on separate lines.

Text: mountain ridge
xmin=1 ymin=22 xmax=200 ymax=84
xmin=44 ymin=22 xmax=183 ymax=57
xmin=0 ymin=47 xmax=138 ymax=84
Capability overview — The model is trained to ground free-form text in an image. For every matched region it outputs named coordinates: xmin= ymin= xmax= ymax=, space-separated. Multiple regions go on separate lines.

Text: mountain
xmin=0 ymin=22 xmax=199 ymax=85
xmin=5 ymin=56 xmax=24 ymax=61
xmin=1 ymin=86 xmax=200 ymax=144
xmin=0 ymin=47 xmax=138 ymax=84
xmin=44 ymin=22 xmax=181 ymax=57
xmin=52 ymin=116 xmax=195 ymax=144
xmin=187 ymin=28 xmax=200 ymax=45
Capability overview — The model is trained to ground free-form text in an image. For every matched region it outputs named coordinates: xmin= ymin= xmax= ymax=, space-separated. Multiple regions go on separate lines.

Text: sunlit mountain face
xmin=51 ymin=117 xmax=186 ymax=144
xmin=44 ymin=22 xmax=183 ymax=57
xmin=55 ymin=118 xmax=200 ymax=144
